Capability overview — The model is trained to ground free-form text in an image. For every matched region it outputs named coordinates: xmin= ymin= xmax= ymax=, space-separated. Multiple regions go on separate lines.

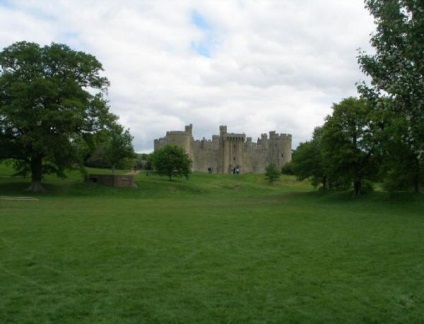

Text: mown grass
xmin=1 ymin=164 xmax=424 ymax=323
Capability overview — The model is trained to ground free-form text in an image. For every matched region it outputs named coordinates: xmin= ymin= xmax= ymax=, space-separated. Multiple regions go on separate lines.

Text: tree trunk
xmin=353 ymin=179 xmax=361 ymax=197
xmin=27 ymin=179 xmax=45 ymax=193
xmin=328 ymin=177 xmax=334 ymax=191
xmin=414 ymin=157 xmax=420 ymax=193
xmin=27 ymin=155 xmax=45 ymax=193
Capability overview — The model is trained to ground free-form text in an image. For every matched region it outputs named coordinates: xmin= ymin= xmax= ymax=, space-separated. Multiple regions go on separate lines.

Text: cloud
xmin=0 ymin=0 xmax=375 ymax=152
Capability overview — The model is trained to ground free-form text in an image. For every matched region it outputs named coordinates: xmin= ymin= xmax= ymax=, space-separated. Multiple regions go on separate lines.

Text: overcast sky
xmin=0 ymin=0 xmax=375 ymax=152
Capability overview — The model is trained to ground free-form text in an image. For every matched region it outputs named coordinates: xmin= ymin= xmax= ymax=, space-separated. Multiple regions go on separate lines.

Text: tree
xmin=151 ymin=145 xmax=192 ymax=181
xmin=321 ymin=97 xmax=380 ymax=196
xmin=85 ymin=126 xmax=136 ymax=173
xmin=380 ymin=139 xmax=424 ymax=192
xmin=264 ymin=164 xmax=280 ymax=184
xmin=104 ymin=125 xmax=135 ymax=174
xmin=357 ymin=0 xmax=424 ymax=192
xmin=0 ymin=41 xmax=117 ymax=192
xmin=291 ymin=127 xmax=329 ymax=190
xmin=138 ymin=153 xmax=153 ymax=170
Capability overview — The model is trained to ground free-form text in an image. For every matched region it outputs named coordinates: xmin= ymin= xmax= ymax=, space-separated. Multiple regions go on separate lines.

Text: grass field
xmin=1 ymin=165 xmax=424 ymax=323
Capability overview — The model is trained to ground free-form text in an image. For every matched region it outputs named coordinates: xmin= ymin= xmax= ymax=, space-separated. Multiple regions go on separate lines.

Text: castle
xmin=154 ymin=124 xmax=292 ymax=174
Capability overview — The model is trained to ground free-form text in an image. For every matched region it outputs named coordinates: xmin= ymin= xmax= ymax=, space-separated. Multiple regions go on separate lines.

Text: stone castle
xmin=154 ymin=124 xmax=292 ymax=174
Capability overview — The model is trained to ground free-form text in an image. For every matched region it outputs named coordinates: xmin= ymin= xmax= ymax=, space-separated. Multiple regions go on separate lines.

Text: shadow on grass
xmin=301 ymin=189 xmax=424 ymax=207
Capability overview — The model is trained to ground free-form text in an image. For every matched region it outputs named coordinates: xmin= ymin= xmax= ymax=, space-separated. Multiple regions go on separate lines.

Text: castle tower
xmin=267 ymin=132 xmax=292 ymax=171
xmin=219 ymin=127 xmax=246 ymax=174
xmin=185 ymin=124 xmax=193 ymax=136
xmin=154 ymin=125 xmax=194 ymax=161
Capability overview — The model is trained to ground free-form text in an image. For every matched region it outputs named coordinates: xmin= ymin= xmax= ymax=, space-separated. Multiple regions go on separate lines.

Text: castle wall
xmin=192 ymin=139 xmax=220 ymax=172
xmin=154 ymin=125 xmax=292 ymax=174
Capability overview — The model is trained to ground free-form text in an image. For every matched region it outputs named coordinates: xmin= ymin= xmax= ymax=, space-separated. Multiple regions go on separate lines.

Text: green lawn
xmin=1 ymin=167 xmax=423 ymax=323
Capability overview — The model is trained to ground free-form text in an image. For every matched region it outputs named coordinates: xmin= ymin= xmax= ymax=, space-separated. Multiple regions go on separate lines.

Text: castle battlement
xmin=269 ymin=131 xmax=292 ymax=140
xmin=222 ymin=133 xmax=246 ymax=141
xmin=154 ymin=125 xmax=292 ymax=174
xmin=166 ymin=131 xmax=187 ymax=136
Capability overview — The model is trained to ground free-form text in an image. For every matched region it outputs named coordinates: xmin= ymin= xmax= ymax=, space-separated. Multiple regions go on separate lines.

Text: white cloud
xmin=0 ymin=0 xmax=375 ymax=152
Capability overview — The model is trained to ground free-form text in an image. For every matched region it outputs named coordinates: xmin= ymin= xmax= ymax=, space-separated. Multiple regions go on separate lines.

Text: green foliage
xmin=380 ymin=148 xmax=424 ymax=192
xmin=264 ymin=163 xmax=280 ymax=184
xmin=321 ymin=97 xmax=380 ymax=196
xmin=86 ymin=125 xmax=135 ymax=173
xmin=0 ymin=41 xmax=118 ymax=192
xmin=105 ymin=126 xmax=135 ymax=173
xmin=137 ymin=153 xmax=153 ymax=170
xmin=291 ymin=98 xmax=385 ymax=195
xmin=291 ymin=127 xmax=329 ymax=190
xmin=280 ymin=161 xmax=294 ymax=175
xmin=358 ymin=0 xmax=424 ymax=192
xmin=151 ymin=145 xmax=192 ymax=181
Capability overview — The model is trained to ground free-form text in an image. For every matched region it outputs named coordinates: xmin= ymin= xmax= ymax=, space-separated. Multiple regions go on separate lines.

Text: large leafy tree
xmin=0 ymin=41 xmax=117 ymax=192
xmin=358 ymin=0 xmax=424 ymax=192
xmin=151 ymin=145 xmax=192 ymax=181
xmin=321 ymin=97 xmax=380 ymax=196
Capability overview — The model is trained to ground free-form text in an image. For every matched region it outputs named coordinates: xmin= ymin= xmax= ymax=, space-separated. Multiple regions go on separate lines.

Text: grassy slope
xmin=0 ymin=165 xmax=423 ymax=323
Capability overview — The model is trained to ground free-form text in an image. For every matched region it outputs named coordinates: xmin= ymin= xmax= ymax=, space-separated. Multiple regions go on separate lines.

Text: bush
xmin=151 ymin=145 xmax=192 ymax=181
xmin=265 ymin=164 xmax=280 ymax=184
xmin=281 ymin=161 xmax=294 ymax=175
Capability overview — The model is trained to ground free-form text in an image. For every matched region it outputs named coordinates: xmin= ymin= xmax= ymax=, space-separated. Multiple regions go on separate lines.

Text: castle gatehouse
xmin=154 ymin=125 xmax=292 ymax=174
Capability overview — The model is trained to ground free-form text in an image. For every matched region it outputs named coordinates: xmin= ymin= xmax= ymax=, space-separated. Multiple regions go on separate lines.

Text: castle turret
xmin=185 ymin=124 xmax=193 ymax=136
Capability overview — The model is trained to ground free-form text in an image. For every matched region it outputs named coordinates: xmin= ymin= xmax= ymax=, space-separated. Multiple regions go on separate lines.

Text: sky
xmin=0 ymin=0 xmax=376 ymax=152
